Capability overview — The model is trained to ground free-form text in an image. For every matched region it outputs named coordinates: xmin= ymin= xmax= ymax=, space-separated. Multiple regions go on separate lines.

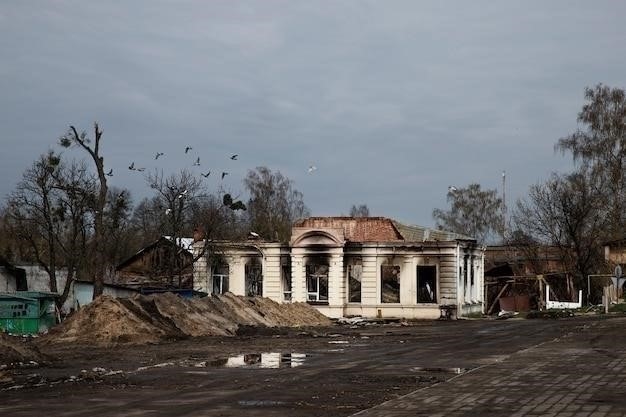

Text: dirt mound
xmin=43 ymin=293 xmax=332 ymax=346
xmin=0 ymin=333 xmax=45 ymax=365
xmin=44 ymin=295 xmax=184 ymax=347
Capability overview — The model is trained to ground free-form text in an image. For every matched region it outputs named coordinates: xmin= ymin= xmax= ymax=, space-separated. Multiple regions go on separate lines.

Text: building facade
xmin=193 ymin=217 xmax=485 ymax=319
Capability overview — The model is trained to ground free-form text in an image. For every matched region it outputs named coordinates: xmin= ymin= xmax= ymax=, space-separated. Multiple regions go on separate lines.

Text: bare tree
xmin=102 ymin=187 xmax=135 ymax=272
xmin=145 ymin=169 xmax=204 ymax=285
xmin=349 ymin=204 xmax=370 ymax=217
xmin=513 ymin=170 xmax=607 ymax=288
xmin=5 ymin=154 xmax=95 ymax=307
xmin=59 ymin=123 xmax=109 ymax=298
xmin=432 ymin=183 xmax=503 ymax=243
xmin=556 ymin=84 xmax=626 ymax=238
xmin=244 ymin=166 xmax=310 ymax=242
xmin=6 ymin=152 xmax=62 ymax=294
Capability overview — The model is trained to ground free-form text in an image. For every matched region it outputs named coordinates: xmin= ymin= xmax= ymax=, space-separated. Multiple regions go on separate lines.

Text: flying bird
xmin=177 ymin=189 xmax=188 ymax=199
xmin=308 ymin=165 xmax=317 ymax=173
xmin=230 ymin=154 xmax=238 ymax=160
xmin=185 ymin=146 xmax=192 ymax=154
xmin=193 ymin=157 xmax=200 ymax=166
xmin=155 ymin=152 xmax=164 ymax=160
xmin=128 ymin=162 xmax=135 ymax=170
xmin=221 ymin=172 xmax=229 ymax=179
xmin=105 ymin=169 xmax=113 ymax=176
xmin=136 ymin=167 xmax=146 ymax=172
xmin=201 ymin=171 xmax=211 ymax=178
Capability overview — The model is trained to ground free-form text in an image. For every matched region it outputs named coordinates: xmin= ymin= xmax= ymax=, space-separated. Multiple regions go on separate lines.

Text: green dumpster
xmin=0 ymin=292 xmax=58 ymax=335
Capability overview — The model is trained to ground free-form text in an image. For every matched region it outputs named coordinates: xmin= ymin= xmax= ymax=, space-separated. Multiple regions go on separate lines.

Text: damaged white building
xmin=193 ymin=217 xmax=484 ymax=319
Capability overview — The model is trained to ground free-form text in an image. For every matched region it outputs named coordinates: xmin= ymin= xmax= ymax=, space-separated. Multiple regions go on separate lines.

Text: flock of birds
xmin=105 ymin=147 xmax=318 ymax=217
xmin=102 ymin=146 xmax=244 ymax=181
xmin=103 ymin=145 xmax=319 ymax=180
xmin=100 ymin=146 xmax=317 ymax=219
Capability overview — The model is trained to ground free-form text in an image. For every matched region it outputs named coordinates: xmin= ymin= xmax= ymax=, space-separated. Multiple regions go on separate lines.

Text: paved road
xmin=353 ymin=317 xmax=626 ymax=417
xmin=2 ymin=316 xmax=625 ymax=416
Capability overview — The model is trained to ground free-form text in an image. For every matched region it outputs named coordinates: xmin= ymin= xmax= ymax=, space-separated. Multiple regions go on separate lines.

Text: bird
xmin=249 ymin=231 xmax=260 ymax=238
xmin=230 ymin=154 xmax=238 ymax=160
xmin=177 ymin=189 xmax=188 ymax=199
xmin=136 ymin=167 xmax=146 ymax=172
xmin=193 ymin=157 xmax=200 ymax=166
xmin=448 ymin=186 xmax=457 ymax=193
xmin=128 ymin=162 xmax=135 ymax=170
xmin=155 ymin=152 xmax=164 ymax=160
xmin=165 ymin=208 xmax=172 ymax=215
xmin=105 ymin=169 xmax=113 ymax=176
xmin=201 ymin=171 xmax=211 ymax=178
xmin=185 ymin=146 xmax=192 ymax=154
xmin=308 ymin=165 xmax=317 ymax=173
xmin=221 ymin=172 xmax=229 ymax=179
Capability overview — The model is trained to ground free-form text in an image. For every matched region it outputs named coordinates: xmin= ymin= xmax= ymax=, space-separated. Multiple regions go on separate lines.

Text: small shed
xmin=0 ymin=291 xmax=58 ymax=334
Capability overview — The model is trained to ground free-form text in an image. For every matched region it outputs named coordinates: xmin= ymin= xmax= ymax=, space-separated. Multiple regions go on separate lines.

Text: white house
xmin=193 ymin=217 xmax=484 ymax=319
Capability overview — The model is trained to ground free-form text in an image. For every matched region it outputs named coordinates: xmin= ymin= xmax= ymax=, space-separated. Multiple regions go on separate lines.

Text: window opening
xmin=381 ymin=265 xmax=400 ymax=303
xmin=417 ymin=265 xmax=437 ymax=303
xmin=306 ymin=263 xmax=329 ymax=302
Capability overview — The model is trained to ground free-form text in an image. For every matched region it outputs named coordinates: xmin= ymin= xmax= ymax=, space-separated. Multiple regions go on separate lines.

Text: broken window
xmin=417 ymin=265 xmax=437 ymax=303
xmin=245 ymin=258 xmax=263 ymax=297
xmin=306 ymin=263 xmax=328 ymax=303
xmin=212 ymin=263 xmax=229 ymax=295
xmin=348 ymin=260 xmax=362 ymax=303
xmin=282 ymin=263 xmax=292 ymax=301
xmin=381 ymin=265 xmax=400 ymax=303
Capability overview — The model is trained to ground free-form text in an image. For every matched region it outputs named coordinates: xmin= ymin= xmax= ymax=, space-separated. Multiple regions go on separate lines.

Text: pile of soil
xmin=0 ymin=333 xmax=45 ymax=365
xmin=43 ymin=293 xmax=331 ymax=346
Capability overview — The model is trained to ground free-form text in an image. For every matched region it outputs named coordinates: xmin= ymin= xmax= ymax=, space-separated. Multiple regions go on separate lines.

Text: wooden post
xmin=487 ymin=283 xmax=510 ymax=315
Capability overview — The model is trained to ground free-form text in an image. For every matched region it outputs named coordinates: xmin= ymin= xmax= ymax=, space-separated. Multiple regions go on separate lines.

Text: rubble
xmin=0 ymin=333 xmax=45 ymax=366
xmin=41 ymin=292 xmax=332 ymax=347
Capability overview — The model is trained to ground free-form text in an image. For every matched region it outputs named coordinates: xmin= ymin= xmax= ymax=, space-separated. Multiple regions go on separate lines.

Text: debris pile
xmin=0 ymin=333 xmax=45 ymax=366
xmin=43 ymin=293 xmax=331 ymax=346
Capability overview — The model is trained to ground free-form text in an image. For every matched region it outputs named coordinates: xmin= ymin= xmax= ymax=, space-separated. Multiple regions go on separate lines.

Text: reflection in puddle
xmin=210 ymin=353 xmax=307 ymax=368
xmin=411 ymin=367 xmax=467 ymax=374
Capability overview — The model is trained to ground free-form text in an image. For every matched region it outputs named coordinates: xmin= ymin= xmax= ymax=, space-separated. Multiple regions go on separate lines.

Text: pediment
xmin=290 ymin=227 xmax=344 ymax=247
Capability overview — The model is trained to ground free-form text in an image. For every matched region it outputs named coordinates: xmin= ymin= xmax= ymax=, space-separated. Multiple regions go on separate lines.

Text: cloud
xmin=1 ymin=1 xmax=625 ymax=225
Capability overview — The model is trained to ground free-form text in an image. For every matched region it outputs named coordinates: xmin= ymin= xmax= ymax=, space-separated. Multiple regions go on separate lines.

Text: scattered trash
xmin=336 ymin=316 xmax=366 ymax=325
xmin=238 ymin=400 xmax=285 ymax=407
xmin=411 ymin=366 xmax=468 ymax=374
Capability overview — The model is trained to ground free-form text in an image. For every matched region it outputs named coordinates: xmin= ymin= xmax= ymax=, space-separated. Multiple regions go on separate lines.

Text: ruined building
xmin=193 ymin=217 xmax=484 ymax=319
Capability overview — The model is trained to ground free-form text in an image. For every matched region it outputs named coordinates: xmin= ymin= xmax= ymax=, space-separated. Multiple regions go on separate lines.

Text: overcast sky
xmin=1 ymin=1 xmax=625 ymax=227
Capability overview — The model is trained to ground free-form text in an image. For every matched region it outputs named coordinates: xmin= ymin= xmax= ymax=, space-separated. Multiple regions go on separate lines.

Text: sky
xmin=1 ymin=1 xmax=625 ymax=227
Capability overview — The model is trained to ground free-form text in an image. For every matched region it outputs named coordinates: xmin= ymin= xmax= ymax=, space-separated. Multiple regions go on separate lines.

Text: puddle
xmin=411 ymin=367 xmax=468 ymax=374
xmin=209 ymin=353 xmax=307 ymax=368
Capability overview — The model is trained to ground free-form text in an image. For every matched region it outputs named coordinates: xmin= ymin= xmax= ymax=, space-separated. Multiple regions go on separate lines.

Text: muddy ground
xmin=0 ymin=316 xmax=607 ymax=417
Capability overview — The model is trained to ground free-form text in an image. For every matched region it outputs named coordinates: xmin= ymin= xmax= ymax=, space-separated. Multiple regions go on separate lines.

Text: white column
xmin=193 ymin=252 xmax=209 ymax=294
xmin=328 ymin=251 xmax=345 ymax=307
xmin=229 ymin=258 xmax=245 ymax=296
xmin=291 ymin=253 xmax=306 ymax=302
xmin=400 ymin=256 xmax=415 ymax=305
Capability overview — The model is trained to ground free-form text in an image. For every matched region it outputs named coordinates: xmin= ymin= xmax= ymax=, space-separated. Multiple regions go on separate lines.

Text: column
xmin=328 ymin=251 xmax=344 ymax=307
xmin=291 ymin=252 xmax=306 ymax=302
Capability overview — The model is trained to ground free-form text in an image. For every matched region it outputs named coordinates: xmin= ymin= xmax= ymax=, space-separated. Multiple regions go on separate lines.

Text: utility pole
xmin=501 ymin=170 xmax=506 ymax=240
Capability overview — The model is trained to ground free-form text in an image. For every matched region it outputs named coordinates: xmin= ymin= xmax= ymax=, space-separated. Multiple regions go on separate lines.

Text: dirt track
xmin=1 ymin=316 xmax=614 ymax=417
